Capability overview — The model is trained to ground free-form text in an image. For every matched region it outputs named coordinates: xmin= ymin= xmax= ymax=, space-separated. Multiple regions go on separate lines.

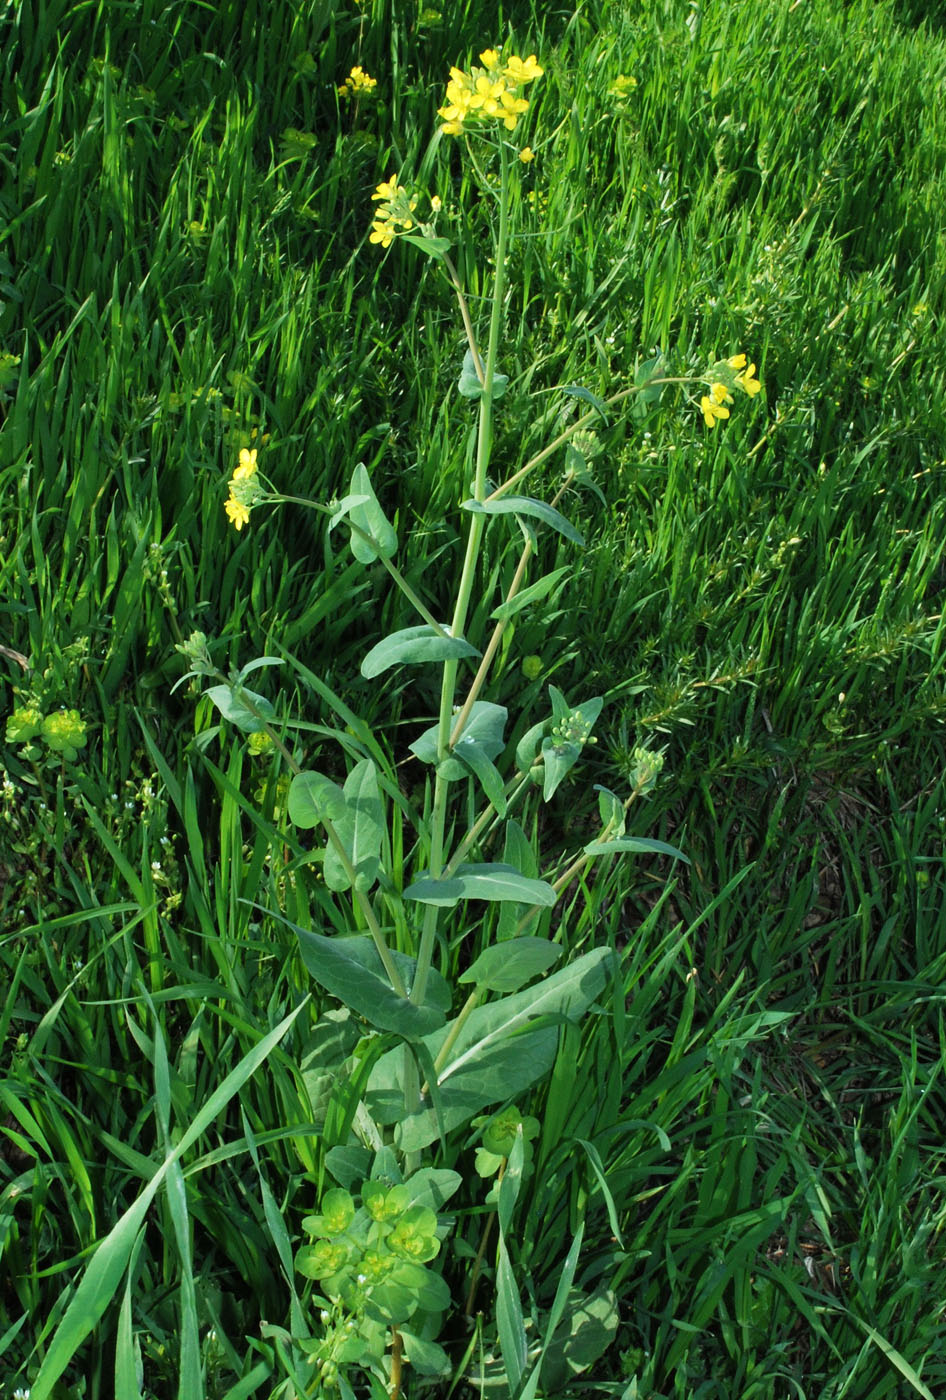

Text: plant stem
xmin=411 ymin=141 xmax=512 ymax=1011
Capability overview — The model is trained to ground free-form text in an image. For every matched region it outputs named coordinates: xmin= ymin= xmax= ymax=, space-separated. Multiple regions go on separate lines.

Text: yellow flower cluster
xmin=437 ymin=49 xmax=543 ymax=136
xmin=338 ymin=65 xmax=378 ymax=98
xmin=224 ymin=448 xmax=260 ymax=530
xmin=700 ymin=354 xmax=761 ymax=428
xmin=369 ymin=176 xmax=419 ymax=248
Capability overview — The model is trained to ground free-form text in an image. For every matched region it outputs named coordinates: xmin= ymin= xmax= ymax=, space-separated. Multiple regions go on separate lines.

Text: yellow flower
xmin=701 ymin=394 xmax=730 ymax=428
xmin=504 ymin=53 xmax=544 ymax=84
xmin=479 ymin=48 xmax=501 ymax=70
xmin=369 ymin=218 xmax=397 ymax=247
xmin=372 ymin=176 xmax=403 ymax=202
xmin=736 ymin=363 xmax=761 ymax=396
xmin=710 ymin=381 xmax=733 ymax=406
xmin=225 ymin=494 xmax=251 ymax=530
xmin=430 ymin=194 xmax=442 ymax=212
xmin=233 ymin=447 xmax=258 ymax=480
xmin=727 ymin=353 xmax=747 ymax=370
xmin=519 ymin=146 xmax=534 ymax=163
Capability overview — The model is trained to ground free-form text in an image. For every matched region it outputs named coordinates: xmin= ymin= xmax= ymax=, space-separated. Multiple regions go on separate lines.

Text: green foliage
xmin=2 ymin=0 xmax=946 ymax=1396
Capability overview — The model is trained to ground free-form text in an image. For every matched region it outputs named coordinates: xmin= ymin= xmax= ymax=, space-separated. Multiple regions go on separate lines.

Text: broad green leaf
xmin=460 ymin=938 xmax=561 ymax=993
xmin=323 ymin=758 xmax=384 ymax=892
xmin=203 ymin=684 xmax=274 ymax=734
xmin=541 ymin=689 xmax=605 ymax=800
xmin=402 ymin=1168 xmax=463 ymax=1211
xmin=409 ymin=701 xmax=507 ymax=780
xmin=462 ymin=496 xmax=584 ymax=546
xmin=398 ymin=1330 xmax=451 ymax=1377
xmin=403 ymin=863 xmax=557 ymax=908
xmin=367 ymin=947 xmax=612 ymax=1150
xmin=584 ymin=835 xmax=689 ymax=863
xmin=288 ymin=924 xmax=445 ymax=1037
xmin=540 ymin=1286 xmax=620 ymax=1392
xmin=560 ymin=383 xmax=609 ymax=422
xmin=490 ymin=567 xmax=570 ymax=621
xmin=458 ymin=347 xmax=508 ymax=400
xmin=347 ymin=463 xmax=397 ymax=564
xmin=288 ymin=770 xmax=348 ymax=828
xmin=360 ymin=625 xmax=479 ymax=680
xmin=635 ymin=353 xmax=668 ymax=404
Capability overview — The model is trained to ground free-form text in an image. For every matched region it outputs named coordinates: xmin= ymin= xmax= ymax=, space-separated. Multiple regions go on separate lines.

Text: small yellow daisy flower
xmin=519 ymin=146 xmax=534 ymax=163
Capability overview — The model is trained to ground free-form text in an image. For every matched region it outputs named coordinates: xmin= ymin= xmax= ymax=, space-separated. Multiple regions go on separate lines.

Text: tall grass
xmin=2 ymin=0 xmax=946 ymax=1395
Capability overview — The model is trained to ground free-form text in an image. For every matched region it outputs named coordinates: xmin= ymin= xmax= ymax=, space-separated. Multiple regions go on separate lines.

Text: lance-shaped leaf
xmin=490 ymin=567 xmax=570 ymax=622
xmin=409 ymin=701 xmax=507 ymax=779
xmin=452 ymin=739 xmax=507 ymax=815
xmin=463 ymin=496 xmax=584 ymax=546
xmin=204 ymin=684 xmax=274 ymax=734
xmin=403 ymin=862 xmax=557 ymax=909
xmin=347 ymin=463 xmax=397 ymax=564
xmin=361 ymin=625 xmax=479 ymax=680
xmin=560 ymin=383 xmax=610 ymax=422
xmin=584 ymin=835 xmax=689 ymax=863
xmin=323 ymin=758 xmax=385 ymax=892
xmin=288 ymin=770 xmax=348 ymax=828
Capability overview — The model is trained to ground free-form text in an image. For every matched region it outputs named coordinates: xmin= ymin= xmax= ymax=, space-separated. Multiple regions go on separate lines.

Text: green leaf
xmin=360 ymin=625 xmax=479 ymax=680
xmin=515 ymin=719 xmax=546 ymax=773
xmin=203 ymin=684 xmax=274 ymax=734
xmin=496 ymin=1233 xmax=527 ymax=1395
xmin=452 ymin=740 xmax=507 ymax=816
xmin=403 ymin=863 xmax=557 ymax=908
xmin=584 ymin=835 xmax=689 ymax=863
xmin=346 ymin=463 xmax=397 ymax=564
xmin=458 ymin=347 xmax=508 ymax=400
xmin=323 ymin=758 xmax=384 ymax=892
xmin=398 ymin=1330 xmax=451 ymax=1377
xmin=288 ymin=925 xmax=445 ymax=1038
xmin=595 ymin=784 xmax=626 ymax=836
xmin=490 ymin=567 xmax=570 ymax=621
xmin=409 ymin=701 xmax=507 ymax=780
xmin=540 ymin=1286 xmax=620 ymax=1392
xmin=400 ymin=233 xmax=453 ymax=260
xmin=30 ymin=1004 xmax=308 ymax=1400
xmin=460 ymin=938 xmax=561 ymax=993
xmin=462 ymin=496 xmax=584 ymax=546
xmin=560 ymin=383 xmax=610 ymax=422
xmin=328 ymin=492 xmax=370 ymax=530
xmin=288 ymin=770 xmax=348 ymax=828
xmin=367 ymin=947 xmax=612 ymax=1150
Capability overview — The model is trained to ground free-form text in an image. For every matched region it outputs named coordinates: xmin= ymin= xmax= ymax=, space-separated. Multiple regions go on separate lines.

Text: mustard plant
xmin=178 ymin=42 xmax=761 ymax=1396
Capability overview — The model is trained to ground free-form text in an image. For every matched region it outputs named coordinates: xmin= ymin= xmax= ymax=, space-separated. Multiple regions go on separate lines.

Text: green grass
xmin=2 ymin=0 xmax=946 ymax=1395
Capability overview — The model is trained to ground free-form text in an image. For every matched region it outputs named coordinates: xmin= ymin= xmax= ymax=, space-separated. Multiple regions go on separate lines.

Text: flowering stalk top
xmin=438 ymin=49 xmax=543 ymax=136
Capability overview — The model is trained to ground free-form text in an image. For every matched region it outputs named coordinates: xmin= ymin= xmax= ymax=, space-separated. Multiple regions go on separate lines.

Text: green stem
xmin=411 ymin=142 xmax=512 ymax=1011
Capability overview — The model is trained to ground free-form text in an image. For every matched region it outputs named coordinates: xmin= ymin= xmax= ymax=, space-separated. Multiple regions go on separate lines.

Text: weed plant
xmin=2 ymin=0 xmax=946 ymax=1397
